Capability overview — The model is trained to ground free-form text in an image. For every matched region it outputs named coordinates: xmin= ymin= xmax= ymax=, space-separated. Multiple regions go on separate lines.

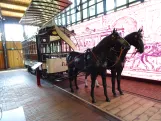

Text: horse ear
xmin=138 ymin=28 xmax=143 ymax=33
xmin=113 ymin=28 xmax=115 ymax=33
xmin=113 ymin=28 xmax=116 ymax=33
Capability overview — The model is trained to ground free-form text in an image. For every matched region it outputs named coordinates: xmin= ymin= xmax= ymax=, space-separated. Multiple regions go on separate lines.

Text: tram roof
xmin=19 ymin=0 xmax=72 ymax=26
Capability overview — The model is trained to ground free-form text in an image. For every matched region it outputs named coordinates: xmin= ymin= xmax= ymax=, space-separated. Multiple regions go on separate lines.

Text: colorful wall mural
xmin=68 ymin=0 xmax=161 ymax=81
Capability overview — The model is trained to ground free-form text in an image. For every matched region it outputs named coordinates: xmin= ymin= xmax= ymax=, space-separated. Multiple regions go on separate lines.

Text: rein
xmin=106 ymin=47 xmax=124 ymax=68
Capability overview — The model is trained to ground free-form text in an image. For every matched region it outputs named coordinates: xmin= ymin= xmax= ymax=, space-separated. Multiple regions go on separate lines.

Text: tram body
xmin=22 ymin=24 xmax=76 ymax=75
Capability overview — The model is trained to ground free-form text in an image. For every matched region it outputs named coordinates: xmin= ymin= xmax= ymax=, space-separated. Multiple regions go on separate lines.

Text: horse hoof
xmin=106 ymin=98 xmax=110 ymax=102
xmin=76 ymin=87 xmax=79 ymax=90
xmin=92 ymin=100 xmax=96 ymax=103
xmin=113 ymin=93 xmax=117 ymax=97
xmin=85 ymin=85 xmax=88 ymax=88
xmin=96 ymin=85 xmax=100 ymax=88
xmin=120 ymin=92 xmax=124 ymax=95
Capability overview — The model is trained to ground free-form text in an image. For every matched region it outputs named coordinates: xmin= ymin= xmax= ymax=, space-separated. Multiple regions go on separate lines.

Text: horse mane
xmin=94 ymin=34 xmax=113 ymax=52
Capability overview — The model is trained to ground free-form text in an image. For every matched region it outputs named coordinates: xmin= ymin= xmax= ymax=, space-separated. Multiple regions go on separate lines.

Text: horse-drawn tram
xmin=20 ymin=0 xmax=76 ymax=78
xmin=22 ymin=25 xmax=76 ymax=77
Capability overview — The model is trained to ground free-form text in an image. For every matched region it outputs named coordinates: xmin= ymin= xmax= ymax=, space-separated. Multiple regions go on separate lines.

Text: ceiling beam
xmin=0 ymin=7 xmax=25 ymax=14
xmin=0 ymin=8 xmax=2 ymax=18
xmin=0 ymin=0 xmax=30 ymax=7
xmin=1 ymin=10 xmax=23 ymax=18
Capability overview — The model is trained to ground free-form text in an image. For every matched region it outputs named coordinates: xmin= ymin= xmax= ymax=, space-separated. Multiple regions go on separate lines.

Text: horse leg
xmin=74 ymin=69 xmax=79 ymax=89
xmin=85 ymin=73 xmax=88 ymax=88
xmin=95 ymin=79 xmax=100 ymax=87
xmin=68 ymin=68 xmax=74 ymax=93
xmin=85 ymin=73 xmax=99 ymax=88
xmin=101 ymin=70 xmax=110 ymax=102
xmin=117 ymin=69 xmax=123 ymax=95
xmin=91 ymin=73 xmax=97 ymax=103
xmin=111 ymin=69 xmax=117 ymax=97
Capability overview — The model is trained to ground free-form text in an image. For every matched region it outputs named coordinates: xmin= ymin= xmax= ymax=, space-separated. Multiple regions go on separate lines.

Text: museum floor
xmin=0 ymin=69 xmax=161 ymax=121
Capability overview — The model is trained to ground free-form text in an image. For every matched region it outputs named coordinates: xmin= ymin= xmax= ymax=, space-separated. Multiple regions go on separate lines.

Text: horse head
xmin=124 ymin=28 xmax=144 ymax=53
xmin=94 ymin=28 xmax=129 ymax=55
xmin=106 ymin=28 xmax=130 ymax=54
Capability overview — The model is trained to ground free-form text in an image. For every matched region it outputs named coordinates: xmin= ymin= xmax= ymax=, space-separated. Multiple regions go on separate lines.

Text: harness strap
xmin=118 ymin=47 xmax=124 ymax=60
xmin=91 ymin=51 xmax=98 ymax=61
xmin=107 ymin=47 xmax=124 ymax=68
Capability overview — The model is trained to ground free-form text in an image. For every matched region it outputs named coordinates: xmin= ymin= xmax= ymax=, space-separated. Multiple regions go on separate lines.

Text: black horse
xmin=66 ymin=29 xmax=130 ymax=103
xmin=110 ymin=28 xmax=144 ymax=96
xmin=84 ymin=29 xmax=144 ymax=97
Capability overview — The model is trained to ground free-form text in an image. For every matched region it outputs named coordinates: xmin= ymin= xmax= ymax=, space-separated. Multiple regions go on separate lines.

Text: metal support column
xmin=0 ymin=13 xmax=8 ymax=69
xmin=80 ymin=0 xmax=83 ymax=22
xmin=103 ymin=0 xmax=106 ymax=15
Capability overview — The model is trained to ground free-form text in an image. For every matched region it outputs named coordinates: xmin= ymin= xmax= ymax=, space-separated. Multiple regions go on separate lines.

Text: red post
xmin=36 ymin=69 xmax=41 ymax=86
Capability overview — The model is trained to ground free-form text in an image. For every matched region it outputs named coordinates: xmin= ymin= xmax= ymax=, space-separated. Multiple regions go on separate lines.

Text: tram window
xmin=97 ymin=1 xmax=103 ymax=14
xmin=58 ymin=18 xmax=61 ymax=25
xmin=89 ymin=5 xmax=95 ymax=17
xmin=62 ymin=13 xmax=65 ymax=18
xmin=55 ymin=19 xmax=58 ymax=25
xmin=116 ymin=0 xmax=126 ymax=7
xmin=62 ymin=18 xmax=65 ymax=25
xmin=83 ymin=8 xmax=87 ymax=19
xmin=62 ymin=14 xmax=65 ymax=25
xmin=106 ymin=0 xmax=115 ymax=11
xmin=67 ymin=11 xmax=70 ymax=15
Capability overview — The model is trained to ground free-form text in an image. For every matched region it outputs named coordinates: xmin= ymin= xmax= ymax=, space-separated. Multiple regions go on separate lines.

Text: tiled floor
xmin=0 ymin=69 xmax=116 ymax=121
xmin=53 ymin=74 xmax=161 ymax=102
xmin=1 ymin=69 xmax=161 ymax=121
xmin=57 ymin=81 xmax=161 ymax=121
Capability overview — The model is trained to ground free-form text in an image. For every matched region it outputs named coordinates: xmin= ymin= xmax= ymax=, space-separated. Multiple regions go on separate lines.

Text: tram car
xmin=22 ymin=24 xmax=76 ymax=78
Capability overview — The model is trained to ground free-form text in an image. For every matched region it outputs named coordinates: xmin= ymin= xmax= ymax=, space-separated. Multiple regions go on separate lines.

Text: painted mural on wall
xmin=68 ymin=0 xmax=161 ymax=81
